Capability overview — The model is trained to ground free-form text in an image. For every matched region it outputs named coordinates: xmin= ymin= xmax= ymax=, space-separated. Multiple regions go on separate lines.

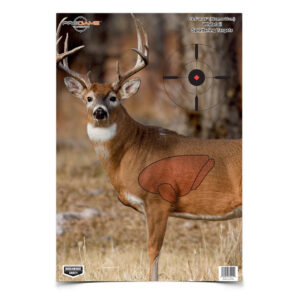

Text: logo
xmin=63 ymin=16 xmax=101 ymax=33
xmin=63 ymin=265 xmax=84 ymax=278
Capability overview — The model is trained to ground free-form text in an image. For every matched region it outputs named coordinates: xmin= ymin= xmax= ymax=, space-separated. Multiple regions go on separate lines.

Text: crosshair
xmin=163 ymin=44 xmax=230 ymax=111
xmin=188 ymin=69 xmax=205 ymax=86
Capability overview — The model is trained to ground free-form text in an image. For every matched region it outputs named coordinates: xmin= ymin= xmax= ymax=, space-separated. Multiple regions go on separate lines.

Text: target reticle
xmin=181 ymin=61 xmax=213 ymax=95
xmin=188 ymin=69 xmax=205 ymax=86
xmin=162 ymin=43 xmax=231 ymax=112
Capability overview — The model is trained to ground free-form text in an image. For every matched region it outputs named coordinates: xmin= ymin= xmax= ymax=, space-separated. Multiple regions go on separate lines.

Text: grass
xmin=56 ymin=145 xmax=242 ymax=281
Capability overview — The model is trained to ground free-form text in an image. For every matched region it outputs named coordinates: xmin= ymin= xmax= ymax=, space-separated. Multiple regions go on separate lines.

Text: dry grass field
xmin=56 ymin=145 xmax=242 ymax=281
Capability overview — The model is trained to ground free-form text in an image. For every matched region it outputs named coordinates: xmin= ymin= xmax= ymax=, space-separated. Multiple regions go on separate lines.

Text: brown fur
xmin=71 ymin=82 xmax=242 ymax=281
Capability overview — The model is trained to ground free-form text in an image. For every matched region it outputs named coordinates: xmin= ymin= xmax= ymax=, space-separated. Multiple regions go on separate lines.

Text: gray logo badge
xmin=63 ymin=265 xmax=84 ymax=278
xmin=62 ymin=16 xmax=101 ymax=33
xmin=72 ymin=16 xmax=90 ymax=33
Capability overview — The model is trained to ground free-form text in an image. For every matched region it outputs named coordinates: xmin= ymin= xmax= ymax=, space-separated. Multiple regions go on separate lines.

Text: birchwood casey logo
xmin=63 ymin=16 xmax=101 ymax=33
xmin=63 ymin=265 xmax=84 ymax=278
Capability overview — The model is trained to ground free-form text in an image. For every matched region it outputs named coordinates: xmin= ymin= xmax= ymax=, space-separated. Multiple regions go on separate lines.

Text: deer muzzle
xmin=93 ymin=106 xmax=108 ymax=120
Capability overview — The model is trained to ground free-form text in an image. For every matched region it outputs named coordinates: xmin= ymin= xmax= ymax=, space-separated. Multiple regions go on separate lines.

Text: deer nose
xmin=93 ymin=107 xmax=108 ymax=120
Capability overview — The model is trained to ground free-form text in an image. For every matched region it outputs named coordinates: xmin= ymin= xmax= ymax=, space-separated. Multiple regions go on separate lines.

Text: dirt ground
xmin=56 ymin=145 xmax=242 ymax=281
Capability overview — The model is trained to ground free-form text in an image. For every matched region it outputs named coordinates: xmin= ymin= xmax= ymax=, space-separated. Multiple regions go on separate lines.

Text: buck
xmin=57 ymin=15 xmax=242 ymax=281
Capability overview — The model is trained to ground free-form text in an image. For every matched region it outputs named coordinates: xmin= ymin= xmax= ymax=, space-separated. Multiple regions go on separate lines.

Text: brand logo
xmin=63 ymin=16 xmax=101 ymax=33
xmin=63 ymin=265 xmax=84 ymax=278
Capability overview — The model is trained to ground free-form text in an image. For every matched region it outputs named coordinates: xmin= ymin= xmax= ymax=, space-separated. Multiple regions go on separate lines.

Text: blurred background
xmin=57 ymin=13 xmax=242 ymax=141
xmin=56 ymin=13 xmax=242 ymax=281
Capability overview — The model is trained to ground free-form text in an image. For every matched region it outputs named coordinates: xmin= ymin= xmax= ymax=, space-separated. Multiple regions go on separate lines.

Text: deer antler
xmin=112 ymin=14 xmax=149 ymax=91
xmin=56 ymin=17 xmax=91 ymax=89
xmin=56 ymin=17 xmax=85 ymax=63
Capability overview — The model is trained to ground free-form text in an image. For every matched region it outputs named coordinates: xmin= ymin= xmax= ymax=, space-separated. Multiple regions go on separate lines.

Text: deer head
xmin=57 ymin=14 xmax=149 ymax=127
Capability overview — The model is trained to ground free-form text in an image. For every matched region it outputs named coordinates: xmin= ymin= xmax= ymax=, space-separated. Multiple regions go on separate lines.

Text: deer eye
xmin=87 ymin=96 xmax=93 ymax=102
xmin=109 ymin=96 xmax=117 ymax=102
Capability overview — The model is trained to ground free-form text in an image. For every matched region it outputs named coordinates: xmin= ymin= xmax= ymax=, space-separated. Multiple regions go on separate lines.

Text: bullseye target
xmin=163 ymin=44 xmax=230 ymax=112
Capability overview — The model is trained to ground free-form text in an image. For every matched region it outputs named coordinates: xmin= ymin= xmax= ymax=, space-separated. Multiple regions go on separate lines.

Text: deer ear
xmin=64 ymin=77 xmax=86 ymax=102
xmin=119 ymin=78 xmax=141 ymax=101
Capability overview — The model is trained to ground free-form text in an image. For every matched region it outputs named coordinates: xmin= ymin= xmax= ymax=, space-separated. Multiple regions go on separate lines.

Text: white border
xmin=1 ymin=1 xmax=300 ymax=300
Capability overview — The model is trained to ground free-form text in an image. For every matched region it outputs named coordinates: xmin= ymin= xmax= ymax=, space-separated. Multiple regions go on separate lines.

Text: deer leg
xmin=144 ymin=200 xmax=171 ymax=281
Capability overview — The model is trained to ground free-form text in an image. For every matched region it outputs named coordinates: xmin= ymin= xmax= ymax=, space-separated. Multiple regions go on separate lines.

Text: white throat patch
xmin=87 ymin=123 xmax=117 ymax=143
xmin=94 ymin=144 xmax=110 ymax=159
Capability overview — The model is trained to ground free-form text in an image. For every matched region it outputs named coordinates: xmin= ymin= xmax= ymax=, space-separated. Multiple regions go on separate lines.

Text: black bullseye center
xmin=188 ymin=69 xmax=205 ymax=86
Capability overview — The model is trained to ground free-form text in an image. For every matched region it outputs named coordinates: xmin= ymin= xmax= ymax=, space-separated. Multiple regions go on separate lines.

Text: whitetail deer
xmin=57 ymin=14 xmax=242 ymax=281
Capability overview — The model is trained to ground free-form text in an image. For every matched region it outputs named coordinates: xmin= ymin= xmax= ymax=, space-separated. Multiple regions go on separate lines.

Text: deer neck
xmin=87 ymin=105 xmax=142 ymax=179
